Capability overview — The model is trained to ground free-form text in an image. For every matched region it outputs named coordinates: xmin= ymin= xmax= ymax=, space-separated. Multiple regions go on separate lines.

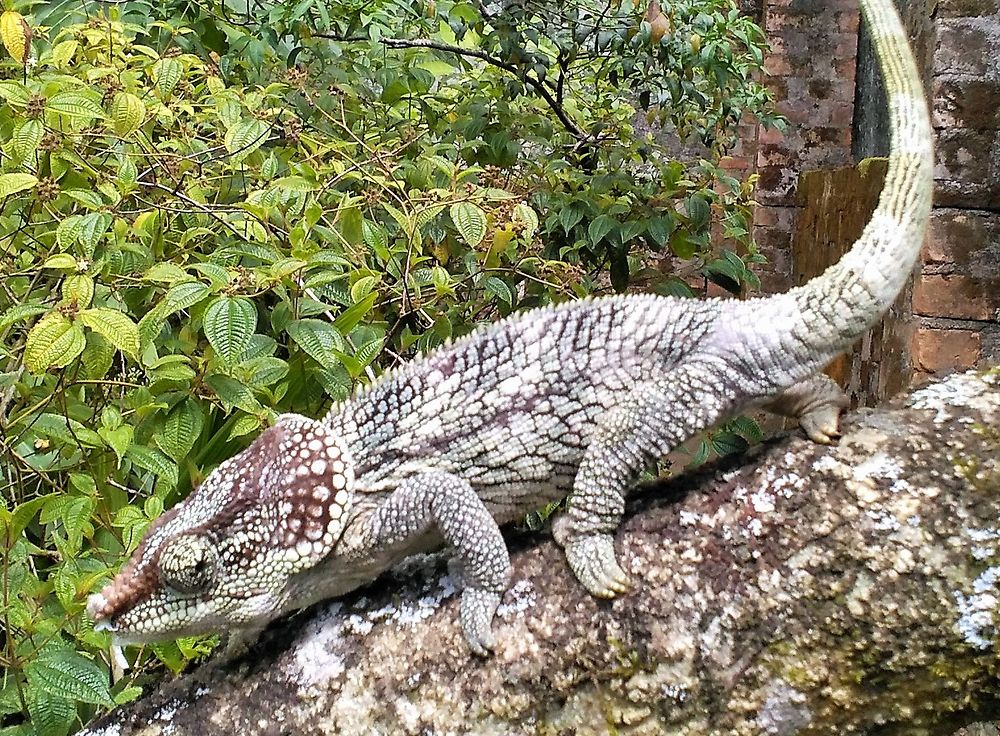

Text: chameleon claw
xmin=460 ymin=588 xmax=500 ymax=657
xmin=562 ymin=534 xmax=631 ymax=599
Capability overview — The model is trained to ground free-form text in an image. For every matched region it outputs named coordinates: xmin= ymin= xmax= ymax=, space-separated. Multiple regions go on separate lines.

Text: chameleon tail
xmin=728 ymin=0 xmax=933 ymax=387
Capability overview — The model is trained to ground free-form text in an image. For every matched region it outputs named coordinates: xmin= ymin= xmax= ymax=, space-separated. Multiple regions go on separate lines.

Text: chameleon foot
xmin=460 ymin=588 xmax=500 ymax=656
xmin=558 ymin=531 xmax=630 ymax=598
xmin=799 ymin=404 xmax=843 ymax=444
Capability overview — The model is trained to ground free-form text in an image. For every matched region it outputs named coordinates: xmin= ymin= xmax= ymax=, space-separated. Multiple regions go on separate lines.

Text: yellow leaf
xmin=110 ymin=92 xmax=145 ymax=137
xmin=25 ymin=311 xmax=85 ymax=373
xmin=0 ymin=11 xmax=31 ymax=65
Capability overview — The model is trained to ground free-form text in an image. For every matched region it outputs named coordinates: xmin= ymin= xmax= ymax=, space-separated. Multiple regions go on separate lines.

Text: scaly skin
xmin=87 ymin=0 xmax=933 ymax=658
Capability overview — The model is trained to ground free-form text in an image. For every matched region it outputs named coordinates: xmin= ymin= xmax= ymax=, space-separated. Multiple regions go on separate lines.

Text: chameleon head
xmin=86 ymin=414 xmax=355 ymax=648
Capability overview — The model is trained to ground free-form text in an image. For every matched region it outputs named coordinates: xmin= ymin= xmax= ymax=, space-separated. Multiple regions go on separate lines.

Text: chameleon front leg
xmin=346 ymin=470 xmax=511 ymax=656
xmin=763 ymin=373 xmax=849 ymax=444
xmin=554 ymin=369 xmax=730 ymax=598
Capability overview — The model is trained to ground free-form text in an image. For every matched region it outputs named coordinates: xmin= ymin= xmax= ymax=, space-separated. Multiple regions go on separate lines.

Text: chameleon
xmin=87 ymin=0 xmax=933 ymax=660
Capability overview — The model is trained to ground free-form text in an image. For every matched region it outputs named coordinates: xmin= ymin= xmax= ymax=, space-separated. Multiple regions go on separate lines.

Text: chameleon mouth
xmin=87 ymin=593 xmax=131 ymax=671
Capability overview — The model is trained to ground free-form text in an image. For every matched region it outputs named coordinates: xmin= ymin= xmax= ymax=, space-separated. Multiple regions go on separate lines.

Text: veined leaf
xmin=24 ymin=311 xmax=85 ymax=373
xmin=0 ymin=172 xmax=37 ymax=198
xmin=48 ymin=91 xmax=104 ymax=120
xmin=512 ymin=203 xmax=538 ymax=236
xmin=224 ymin=118 xmax=269 ymax=162
xmin=42 ymin=254 xmax=77 ymax=270
xmin=203 ymin=296 xmax=256 ymax=365
xmin=139 ymin=281 xmax=211 ymax=341
xmin=25 ymin=649 xmax=113 ymax=706
xmin=0 ymin=302 xmax=47 ymax=331
xmin=25 ymin=687 xmax=75 ymax=736
xmin=332 ymin=292 xmax=377 ymax=334
xmin=98 ymin=423 xmax=134 ymax=466
xmin=286 ymin=318 xmax=345 ymax=370
xmin=152 ymin=57 xmax=183 ymax=99
xmin=205 ymin=374 xmax=261 ymax=414
xmin=157 ymin=398 xmax=204 ymax=461
xmin=126 ymin=445 xmax=178 ymax=487
xmin=80 ymin=332 xmax=114 ymax=380
xmin=62 ymin=274 xmax=94 ymax=307
xmin=228 ymin=413 xmax=261 ymax=440
xmin=11 ymin=118 xmax=42 ymax=160
xmin=0 ymin=80 xmax=28 ymax=105
xmin=450 ymin=202 xmax=487 ymax=247
xmin=78 ymin=308 xmax=140 ymax=359
xmin=0 ymin=10 xmax=31 ymax=65
xmin=48 ymin=39 xmax=77 ymax=67
xmin=110 ymin=91 xmax=144 ymax=137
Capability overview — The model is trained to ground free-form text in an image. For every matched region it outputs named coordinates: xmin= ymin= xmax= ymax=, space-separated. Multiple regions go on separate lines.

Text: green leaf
xmin=512 ymin=203 xmax=538 ymax=236
xmin=152 ymin=57 xmax=183 ymax=99
xmin=228 ymin=413 xmax=261 ymax=440
xmin=42 ymin=254 xmax=77 ymax=270
xmin=125 ymin=445 xmax=178 ymax=487
xmin=587 ymin=214 xmax=618 ymax=246
xmin=0 ymin=172 xmax=37 ymax=198
xmin=157 ymin=398 xmax=204 ymax=462
xmin=48 ymin=39 xmax=78 ymax=67
xmin=78 ymin=308 xmax=140 ymax=359
xmin=710 ymin=430 xmax=749 ymax=457
xmin=80 ymin=332 xmax=114 ymax=380
xmin=685 ymin=194 xmax=711 ymax=229
xmin=11 ymin=118 xmax=42 ymax=160
xmin=25 ymin=649 xmax=113 ymax=706
xmin=206 ymin=374 xmax=262 ymax=414
xmin=77 ymin=212 xmax=112 ymax=256
xmin=333 ymin=292 xmax=377 ymax=335
xmin=140 ymin=281 xmax=211 ymax=341
xmin=450 ymin=201 xmax=487 ymax=247
xmin=0 ymin=80 xmax=29 ymax=105
xmin=25 ymin=686 xmax=75 ymax=736
xmin=483 ymin=276 xmax=513 ymax=306
xmin=558 ymin=204 xmax=585 ymax=235
xmin=203 ymin=297 xmax=256 ymax=365
xmin=0 ymin=302 xmax=48 ymax=331
xmin=224 ymin=118 xmax=269 ymax=162
xmin=286 ymin=318 xmax=345 ymax=370
xmin=24 ymin=312 xmax=85 ymax=373
xmin=47 ymin=91 xmax=105 ymax=120
xmin=362 ymin=220 xmax=388 ymax=256
xmin=647 ymin=215 xmax=675 ymax=247
xmin=98 ymin=424 xmax=134 ymax=466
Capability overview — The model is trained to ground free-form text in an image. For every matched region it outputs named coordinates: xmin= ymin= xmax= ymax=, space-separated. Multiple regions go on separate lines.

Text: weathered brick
xmin=926 ymin=210 xmax=1000 ymax=273
xmin=933 ymin=76 xmax=1000 ymax=130
xmin=935 ymin=18 xmax=1000 ymax=79
xmin=912 ymin=328 xmax=982 ymax=373
xmin=912 ymin=274 xmax=1000 ymax=321
xmin=936 ymin=0 xmax=1000 ymax=16
xmin=934 ymin=128 xmax=1000 ymax=209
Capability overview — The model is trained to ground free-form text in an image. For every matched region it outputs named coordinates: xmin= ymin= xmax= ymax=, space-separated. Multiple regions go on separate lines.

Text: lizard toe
xmin=564 ymin=534 xmax=631 ymax=598
xmin=460 ymin=587 xmax=500 ymax=657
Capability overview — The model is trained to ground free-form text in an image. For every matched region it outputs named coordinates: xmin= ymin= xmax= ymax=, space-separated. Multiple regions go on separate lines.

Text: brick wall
xmin=915 ymin=0 xmax=1000 ymax=377
xmin=743 ymin=0 xmax=1000 ymax=385
xmin=748 ymin=0 xmax=860 ymax=293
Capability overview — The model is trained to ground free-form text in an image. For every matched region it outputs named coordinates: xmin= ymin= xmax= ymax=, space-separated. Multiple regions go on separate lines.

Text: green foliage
xmin=0 ymin=0 xmax=774 ymax=732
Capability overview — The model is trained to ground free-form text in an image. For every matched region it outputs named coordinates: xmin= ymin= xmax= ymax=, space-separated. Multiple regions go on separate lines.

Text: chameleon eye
xmin=158 ymin=534 xmax=219 ymax=594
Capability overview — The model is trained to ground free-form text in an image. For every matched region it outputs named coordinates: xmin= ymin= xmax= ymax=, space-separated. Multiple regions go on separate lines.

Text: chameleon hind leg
xmin=345 ymin=470 xmax=511 ymax=655
xmin=553 ymin=368 xmax=730 ymax=598
xmin=764 ymin=373 xmax=849 ymax=444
